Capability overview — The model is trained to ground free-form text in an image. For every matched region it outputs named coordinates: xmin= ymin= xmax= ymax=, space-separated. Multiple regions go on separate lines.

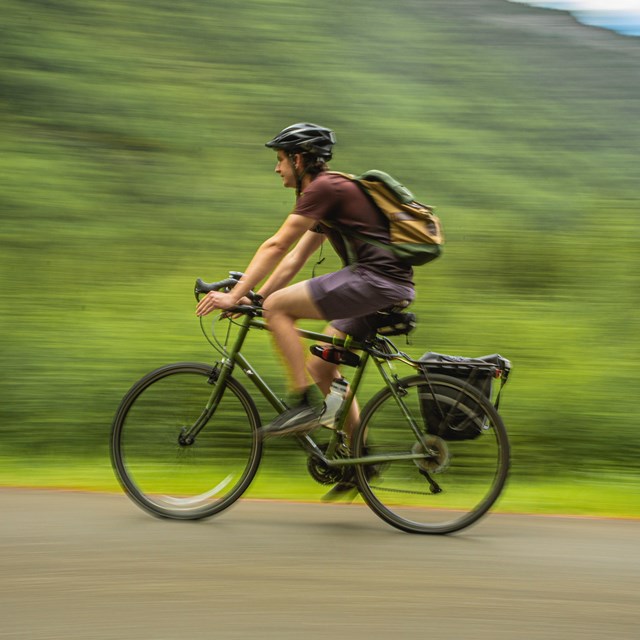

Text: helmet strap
xmin=287 ymin=152 xmax=310 ymax=198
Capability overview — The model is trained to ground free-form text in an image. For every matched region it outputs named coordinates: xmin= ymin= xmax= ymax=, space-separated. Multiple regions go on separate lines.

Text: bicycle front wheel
xmin=111 ymin=362 xmax=262 ymax=520
xmin=353 ymin=374 xmax=509 ymax=534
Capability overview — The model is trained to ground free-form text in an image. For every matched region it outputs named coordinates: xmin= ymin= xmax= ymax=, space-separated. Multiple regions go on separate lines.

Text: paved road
xmin=1 ymin=489 xmax=638 ymax=639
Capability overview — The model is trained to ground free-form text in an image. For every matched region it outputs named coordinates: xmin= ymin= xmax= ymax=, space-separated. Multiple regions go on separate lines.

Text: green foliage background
xmin=1 ymin=0 xmax=638 ymax=507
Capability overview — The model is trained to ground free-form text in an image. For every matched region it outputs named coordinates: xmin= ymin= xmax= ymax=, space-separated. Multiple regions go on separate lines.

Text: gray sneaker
xmin=260 ymin=402 xmax=322 ymax=439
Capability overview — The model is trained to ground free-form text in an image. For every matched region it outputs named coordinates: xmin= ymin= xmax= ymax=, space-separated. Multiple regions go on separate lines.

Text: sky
xmin=509 ymin=0 xmax=640 ymax=36
xmin=511 ymin=0 xmax=639 ymax=9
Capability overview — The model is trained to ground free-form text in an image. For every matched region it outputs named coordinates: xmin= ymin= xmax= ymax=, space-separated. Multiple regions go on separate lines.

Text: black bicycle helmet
xmin=265 ymin=122 xmax=336 ymax=159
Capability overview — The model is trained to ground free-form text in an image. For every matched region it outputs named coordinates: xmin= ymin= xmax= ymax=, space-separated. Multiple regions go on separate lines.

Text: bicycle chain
xmin=366 ymin=484 xmax=434 ymax=497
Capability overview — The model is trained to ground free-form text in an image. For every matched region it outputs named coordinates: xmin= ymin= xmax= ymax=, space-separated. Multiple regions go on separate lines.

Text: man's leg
xmin=305 ymin=324 xmax=366 ymax=502
xmin=259 ymin=281 xmax=327 ymax=437
xmin=265 ymin=284 xmax=368 ymax=498
xmin=263 ymin=280 xmax=325 ymax=392
xmin=306 ymin=324 xmax=361 ymax=442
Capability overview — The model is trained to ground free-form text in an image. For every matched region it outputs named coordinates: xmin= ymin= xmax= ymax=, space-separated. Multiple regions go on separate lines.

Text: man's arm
xmin=257 ymin=229 xmax=325 ymax=299
xmin=196 ymin=214 xmax=317 ymax=315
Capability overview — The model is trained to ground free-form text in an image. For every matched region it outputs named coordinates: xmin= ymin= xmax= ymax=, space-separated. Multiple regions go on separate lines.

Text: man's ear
xmin=294 ymin=153 xmax=305 ymax=170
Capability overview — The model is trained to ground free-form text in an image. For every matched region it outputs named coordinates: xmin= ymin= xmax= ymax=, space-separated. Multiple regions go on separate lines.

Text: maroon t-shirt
xmin=293 ymin=172 xmax=414 ymax=286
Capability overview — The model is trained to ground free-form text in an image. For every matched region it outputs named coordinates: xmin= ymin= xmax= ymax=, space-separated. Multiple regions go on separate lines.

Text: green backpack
xmin=328 ymin=170 xmax=444 ymax=266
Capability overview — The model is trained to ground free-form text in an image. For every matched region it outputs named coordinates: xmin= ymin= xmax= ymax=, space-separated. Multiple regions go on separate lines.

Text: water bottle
xmin=320 ymin=378 xmax=349 ymax=428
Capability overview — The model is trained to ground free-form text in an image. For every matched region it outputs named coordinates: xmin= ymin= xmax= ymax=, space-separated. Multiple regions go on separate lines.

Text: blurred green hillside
xmin=1 ymin=0 xmax=639 ymax=506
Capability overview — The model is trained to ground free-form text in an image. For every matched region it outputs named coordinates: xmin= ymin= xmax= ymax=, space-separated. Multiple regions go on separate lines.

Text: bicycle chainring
xmin=307 ymin=443 xmax=347 ymax=485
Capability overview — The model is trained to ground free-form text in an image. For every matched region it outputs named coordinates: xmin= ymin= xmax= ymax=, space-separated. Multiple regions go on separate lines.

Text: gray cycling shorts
xmin=307 ymin=266 xmax=414 ymax=340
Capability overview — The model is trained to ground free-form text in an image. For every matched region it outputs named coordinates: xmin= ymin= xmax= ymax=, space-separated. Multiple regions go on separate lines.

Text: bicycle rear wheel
xmin=111 ymin=362 xmax=262 ymax=520
xmin=353 ymin=374 xmax=509 ymax=534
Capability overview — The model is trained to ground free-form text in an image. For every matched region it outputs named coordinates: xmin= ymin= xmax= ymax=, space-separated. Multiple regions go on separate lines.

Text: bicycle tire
xmin=353 ymin=374 xmax=509 ymax=534
xmin=110 ymin=362 xmax=262 ymax=520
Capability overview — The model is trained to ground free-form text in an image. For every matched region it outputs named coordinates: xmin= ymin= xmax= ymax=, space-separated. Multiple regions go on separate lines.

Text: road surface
xmin=1 ymin=488 xmax=638 ymax=639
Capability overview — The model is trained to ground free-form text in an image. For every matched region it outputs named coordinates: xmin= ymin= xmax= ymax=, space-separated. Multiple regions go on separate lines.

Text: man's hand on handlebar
xmin=194 ymin=273 xmax=262 ymax=317
xmin=196 ymin=290 xmax=243 ymax=317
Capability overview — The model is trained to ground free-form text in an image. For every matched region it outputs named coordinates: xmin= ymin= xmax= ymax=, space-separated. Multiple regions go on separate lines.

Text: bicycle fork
xmin=176 ymin=363 xmax=227 ymax=446
xmin=179 ymin=316 xmax=257 ymax=446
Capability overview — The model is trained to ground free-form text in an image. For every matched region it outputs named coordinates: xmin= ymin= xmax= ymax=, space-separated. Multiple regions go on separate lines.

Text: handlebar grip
xmin=194 ymin=277 xmax=237 ymax=295
xmin=194 ymin=277 xmax=239 ymax=300
xmin=194 ymin=275 xmax=262 ymax=306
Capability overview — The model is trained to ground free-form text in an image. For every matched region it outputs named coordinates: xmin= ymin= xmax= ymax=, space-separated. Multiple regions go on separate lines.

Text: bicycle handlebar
xmin=194 ymin=272 xmax=262 ymax=307
xmin=194 ymin=277 xmax=238 ymax=295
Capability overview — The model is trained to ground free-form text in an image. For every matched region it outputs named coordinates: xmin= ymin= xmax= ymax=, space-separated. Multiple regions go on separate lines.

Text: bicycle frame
xmin=112 ymin=277 xmax=511 ymax=533
xmin=187 ymin=310 xmax=433 ymax=469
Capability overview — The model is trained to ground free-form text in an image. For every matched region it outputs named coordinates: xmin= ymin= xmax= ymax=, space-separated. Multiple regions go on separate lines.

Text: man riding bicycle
xmin=195 ymin=122 xmax=415 ymax=443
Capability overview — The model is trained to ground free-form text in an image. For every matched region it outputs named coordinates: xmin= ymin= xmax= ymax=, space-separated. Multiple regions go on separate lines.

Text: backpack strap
xmin=322 ymin=171 xmax=395 ymax=265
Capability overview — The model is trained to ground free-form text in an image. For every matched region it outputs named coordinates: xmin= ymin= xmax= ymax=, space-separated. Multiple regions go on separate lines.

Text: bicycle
xmin=110 ymin=271 xmax=511 ymax=534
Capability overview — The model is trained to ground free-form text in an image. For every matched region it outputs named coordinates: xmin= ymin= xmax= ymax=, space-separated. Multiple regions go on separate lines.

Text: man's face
xmin=274 ymin=150 xmax=301 ymax=189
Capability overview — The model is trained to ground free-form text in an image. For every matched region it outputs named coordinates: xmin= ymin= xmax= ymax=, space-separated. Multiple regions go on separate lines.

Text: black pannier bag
xmin=418 ymin=352 xmax=511 ymax=441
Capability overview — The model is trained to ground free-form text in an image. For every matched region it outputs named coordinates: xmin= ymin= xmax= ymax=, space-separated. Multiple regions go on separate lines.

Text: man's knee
xmin=264 ymin=283 xmax=324 ymax=322
xmin=262 ymin=291 xmax=291 ymax=323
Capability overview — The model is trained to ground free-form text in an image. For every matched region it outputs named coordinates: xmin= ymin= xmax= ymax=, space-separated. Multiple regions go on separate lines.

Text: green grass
xmin=2 ymin=457 xmax=638 ymax=520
